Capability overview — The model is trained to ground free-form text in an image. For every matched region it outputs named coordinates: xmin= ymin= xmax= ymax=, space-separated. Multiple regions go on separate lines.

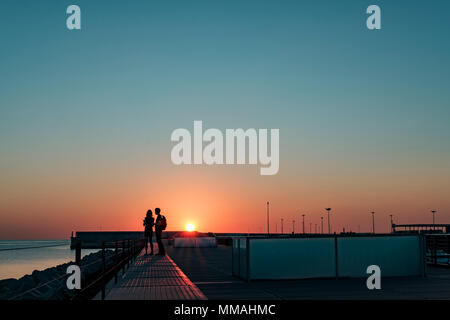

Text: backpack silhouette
xmin=158 ymin=215 xmax=167 ymax=230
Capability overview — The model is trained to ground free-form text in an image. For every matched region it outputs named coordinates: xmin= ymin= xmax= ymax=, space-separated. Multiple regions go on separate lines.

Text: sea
xmin=0 ymin=240 xmax=99 ymax=280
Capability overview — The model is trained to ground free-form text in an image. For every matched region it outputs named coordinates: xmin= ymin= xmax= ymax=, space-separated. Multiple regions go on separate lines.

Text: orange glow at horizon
xmin=1 ymin=156 xmax=450 ymax=240
xmin=185 ymin=223 xmax=195 ymax=232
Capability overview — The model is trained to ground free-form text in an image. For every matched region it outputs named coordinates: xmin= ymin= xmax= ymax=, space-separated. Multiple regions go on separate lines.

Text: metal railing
xmin=393 ymin=224 xmax=450 ymax=234
xmin=426 ymin=234 xmax=450 ymax=267
xmin=6 ymin=238 xmax=145 ymax=300
xmin=71 ymin=238 xmax=146 ymax=300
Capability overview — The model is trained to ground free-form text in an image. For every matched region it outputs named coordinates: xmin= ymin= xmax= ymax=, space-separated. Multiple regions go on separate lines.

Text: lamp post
xmin=431 ymin=210 xmax=436 ymax=230
xmin=302 ymin=214 xmax=305 ymax=234
xmin=266 ymin=202 xmax=270 ymax=235
xmin=281 ymin=218 xmax=284 ymax=234
xmin=325 ymin=208 xmax=331 ymax=234
xmin=292 ymin=220 xmax=295 ymax=234
xmin=371 ymin=211 xmax=375 ymax=234
xmin=321 ymin=217 xmax=324 ymax=234
xmin=389 ymin=214 xmax=393 ymax=233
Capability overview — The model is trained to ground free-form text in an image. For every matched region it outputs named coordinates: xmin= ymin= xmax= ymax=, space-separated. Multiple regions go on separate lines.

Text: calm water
xmin=0 ymin=240 xmax=99 ymax=280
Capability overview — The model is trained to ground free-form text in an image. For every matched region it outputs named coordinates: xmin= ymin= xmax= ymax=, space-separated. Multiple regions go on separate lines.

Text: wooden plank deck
xmin=104 ymin=249 xmax=207 ymax=300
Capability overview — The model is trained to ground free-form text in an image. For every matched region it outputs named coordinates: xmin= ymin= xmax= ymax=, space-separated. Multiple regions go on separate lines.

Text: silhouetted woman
xmin=143 ymin=209 xmax=154 ymax=255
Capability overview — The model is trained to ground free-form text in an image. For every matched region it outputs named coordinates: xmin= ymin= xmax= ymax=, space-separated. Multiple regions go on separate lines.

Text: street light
xmin=321 ymin=216 xmax=324 ymax=234
xmin=371 ymin=211 xmax=375 ymax=234
xmin=325 ymin=208 xmax=331 ymax=234
xmin=389 ymin=214 xmax=394 ymax=233
xmin=431 ymin=210 xmax=436 ymax=230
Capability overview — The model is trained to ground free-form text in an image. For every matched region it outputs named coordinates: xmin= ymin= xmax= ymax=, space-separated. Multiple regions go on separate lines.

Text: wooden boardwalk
xmin=104 ymin=249 xmax=206 ymax=300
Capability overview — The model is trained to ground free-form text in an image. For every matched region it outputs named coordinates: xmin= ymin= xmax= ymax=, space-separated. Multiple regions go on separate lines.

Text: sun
xmin=185 ymin=223 xmax=195 ymax=232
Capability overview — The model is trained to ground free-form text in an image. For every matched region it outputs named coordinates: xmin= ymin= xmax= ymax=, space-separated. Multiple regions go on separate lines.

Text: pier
xmin=91 ymin=238 xmax=450 ymax=300
xmin=66 ymin=229 xmax=450 ymax=300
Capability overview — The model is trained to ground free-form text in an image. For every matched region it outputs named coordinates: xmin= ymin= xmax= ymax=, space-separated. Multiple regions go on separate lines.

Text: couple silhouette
xmin=143 ymin=208 xmax=167 ymax=256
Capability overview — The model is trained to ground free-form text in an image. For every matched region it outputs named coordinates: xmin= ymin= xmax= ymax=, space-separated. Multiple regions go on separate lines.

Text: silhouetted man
xmin=155 ymin=208 xmax=167 ymax=256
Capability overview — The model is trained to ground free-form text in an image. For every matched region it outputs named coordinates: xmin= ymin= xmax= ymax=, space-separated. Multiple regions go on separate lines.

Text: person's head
xmin=155 ymin=208 xmax=161 ymax=216
xmin=146 ymin=209 xmax=152 ymax=217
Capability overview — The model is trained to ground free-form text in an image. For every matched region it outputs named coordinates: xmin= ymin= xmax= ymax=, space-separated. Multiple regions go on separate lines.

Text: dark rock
xmin=0 ymin=249 xmax=115 ymax=300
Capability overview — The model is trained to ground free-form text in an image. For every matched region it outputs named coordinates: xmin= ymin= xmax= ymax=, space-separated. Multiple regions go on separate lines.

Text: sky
xmin=0 ymin=0 xmax=449 ymax=239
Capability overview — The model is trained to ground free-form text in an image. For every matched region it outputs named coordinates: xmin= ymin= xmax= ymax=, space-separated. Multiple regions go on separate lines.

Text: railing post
xmin=433 ymin=237 xmax=437 ymax=265
xmin=74 ymin=240 xmax=82 ymax=298
xmin=114 ymin=241 xmax=118 ymax=284
xmin=125 ymin=240 xmax=128 ymax=268
xmin=122 ymin=240 xmax=126 ymax=274
xmin=334 ymin=235 xmax=339 ymax=280
xmin=130 ymin=239 xmax=133 ymax=262
xmin=124 ymin=240 xmax=126 ymax=269
xmin=75 ymin=240 xmax=81 ymax=266
xmin=420 ymin=235 xmax=426 ymax=278
xmin=448 ymin=236 xmax=450 ymax=266
xmin=101 ymin=241 xmax=106 ymax=300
